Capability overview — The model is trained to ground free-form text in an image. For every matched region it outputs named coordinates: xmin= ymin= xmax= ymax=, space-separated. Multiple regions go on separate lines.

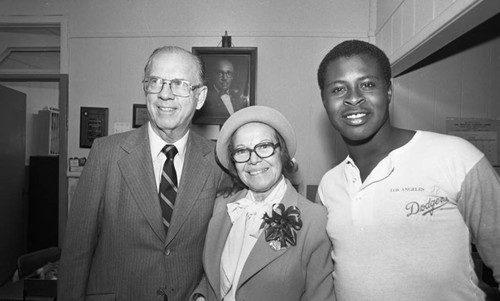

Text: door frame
xmin=0 ymin=74 xmax=68 ymax=247
xmin=0 ymin=16 xmax=68 ymax=247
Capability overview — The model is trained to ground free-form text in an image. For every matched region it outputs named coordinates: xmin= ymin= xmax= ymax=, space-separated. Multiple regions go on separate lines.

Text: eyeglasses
xmin=231 ymin=142 xmax=281 ymax=163
xmin=142 ymin=76 xmax=203 ymax=97
xmin=216 ymin=71 xmax=233 ymax=79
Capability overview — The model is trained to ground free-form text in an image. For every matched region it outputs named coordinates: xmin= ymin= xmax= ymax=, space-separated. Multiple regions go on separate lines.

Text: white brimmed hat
xmin=216 ymin=106 xmax=296 ymax=174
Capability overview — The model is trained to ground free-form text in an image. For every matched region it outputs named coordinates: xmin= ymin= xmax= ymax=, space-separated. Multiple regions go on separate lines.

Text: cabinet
xmin=34 ymin=108 xmax=59 ymax=156
xmin=28 ymin=156 xmax=59 ymax=252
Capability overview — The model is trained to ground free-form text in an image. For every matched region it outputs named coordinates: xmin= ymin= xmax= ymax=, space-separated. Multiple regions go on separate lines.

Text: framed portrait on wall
xmin=192 ymin=47 xmax=257 ymax=125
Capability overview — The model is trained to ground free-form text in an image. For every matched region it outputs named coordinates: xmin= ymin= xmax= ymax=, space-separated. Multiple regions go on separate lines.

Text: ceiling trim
xmin=392 ymin=0 xmax=500 ymax=77
xmin=0 ymin=16 xmax=68 ymax=73
xmin=0 ymin=46 xmax=60 ymax=64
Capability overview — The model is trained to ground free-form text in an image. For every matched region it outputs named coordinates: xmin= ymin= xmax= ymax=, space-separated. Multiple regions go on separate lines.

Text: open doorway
xmin=0 ymin=74 xmax=68 ymax=283
xmin=0 ymin=84 xmax=26 ymax=285
xmin=0 ymin=21 xmax=68 ymax=283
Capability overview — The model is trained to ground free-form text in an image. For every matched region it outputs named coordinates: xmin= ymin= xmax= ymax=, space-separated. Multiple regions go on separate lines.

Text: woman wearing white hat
xmin=192 ymin=106 xmax=335 ymax=301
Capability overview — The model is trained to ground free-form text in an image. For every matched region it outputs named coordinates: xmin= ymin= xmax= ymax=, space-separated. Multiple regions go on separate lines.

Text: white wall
xmin=62 ymin=0 xmax=374 ymax=190
xmin=26 ymin=0 xmax=500 ymax=192
xmin=2 ymin=0 xmax=500 ymax=191
xmin=391 ymin=31 xmax=500 ymax=134
xmin=0 ymin=0 xmax=67 ymax=16
xmin=391 ymin=30 xmax=500 ymax=174
xmin=1 ymin=0 xmax=499 ymax=197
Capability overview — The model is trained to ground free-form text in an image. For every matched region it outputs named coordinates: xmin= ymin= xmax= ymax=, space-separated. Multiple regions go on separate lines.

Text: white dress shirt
xmin=148 ymin=122 xmax=188 ymax=191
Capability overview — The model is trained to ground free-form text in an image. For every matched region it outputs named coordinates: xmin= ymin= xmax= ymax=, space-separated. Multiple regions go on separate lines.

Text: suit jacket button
xmin=164 ymin=249 xmax=171 ymax=256
xmin=156 ymin=287 xmax=166 ymax=296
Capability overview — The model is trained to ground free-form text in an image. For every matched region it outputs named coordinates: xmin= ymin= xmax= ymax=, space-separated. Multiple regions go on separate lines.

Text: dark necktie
xmin=159 ymin=145 xmax=178 ymax=234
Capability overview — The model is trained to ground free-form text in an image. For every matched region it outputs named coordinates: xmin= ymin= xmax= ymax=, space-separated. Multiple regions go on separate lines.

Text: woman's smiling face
xmin=232 ymin=122 xmax=283 ymax=201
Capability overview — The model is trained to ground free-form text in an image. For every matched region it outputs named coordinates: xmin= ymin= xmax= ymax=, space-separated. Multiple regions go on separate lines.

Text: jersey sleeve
xmin=457 ymin=156 xmax=500 ymax=287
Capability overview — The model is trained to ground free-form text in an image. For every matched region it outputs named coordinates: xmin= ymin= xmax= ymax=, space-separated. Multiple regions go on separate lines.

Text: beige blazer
xmin=58 ymin=125 xmax=228 ymax=301
xmin=194 ymin=179 xmax=336 ymax=301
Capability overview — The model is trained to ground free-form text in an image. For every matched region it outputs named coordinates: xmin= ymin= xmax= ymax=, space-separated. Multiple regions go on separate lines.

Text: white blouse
xmin=220 ymin=176 xmax=287 ymax=301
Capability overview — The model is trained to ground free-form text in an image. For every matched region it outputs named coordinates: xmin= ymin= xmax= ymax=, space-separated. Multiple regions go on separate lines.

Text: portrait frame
xmin=192 ymin=47 xmax=257 ymax=125
xmin=132 ymin=104 xmax=149 ymax=128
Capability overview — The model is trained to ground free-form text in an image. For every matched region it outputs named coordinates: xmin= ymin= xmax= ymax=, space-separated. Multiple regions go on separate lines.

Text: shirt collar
xmin=148 ymin=122 xmax=189 ymax=160
xmin=344 ymin=154 xmax=395 ymax=187
xmin=246 ymin=175 xmax=287 ymax=206
xmin=213 ymin=84 xmax=229 ymax=95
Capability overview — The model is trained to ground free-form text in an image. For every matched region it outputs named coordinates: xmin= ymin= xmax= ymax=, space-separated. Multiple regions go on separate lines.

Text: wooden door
xmin=0 ymin=84 xmax=26 ymax=284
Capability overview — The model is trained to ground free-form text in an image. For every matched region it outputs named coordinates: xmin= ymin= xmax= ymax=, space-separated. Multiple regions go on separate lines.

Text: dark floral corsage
xmin=260 ymin=203 xmax=302 ymax=251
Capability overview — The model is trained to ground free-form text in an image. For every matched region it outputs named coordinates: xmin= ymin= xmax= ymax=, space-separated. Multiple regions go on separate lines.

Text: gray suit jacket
xmin=58 ymin=124 xmax=228 ymax=301
xmin=194 ymin=180 xmax=336 ymax=301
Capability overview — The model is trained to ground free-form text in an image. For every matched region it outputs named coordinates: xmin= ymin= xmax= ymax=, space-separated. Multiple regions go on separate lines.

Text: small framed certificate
xmin=80 ymin=106 xmax=108 ymax=148
xmin=132 ymin=104 xmax=149 ymax=128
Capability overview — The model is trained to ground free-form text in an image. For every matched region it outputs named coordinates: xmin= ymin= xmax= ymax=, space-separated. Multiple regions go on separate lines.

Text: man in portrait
xmin=194 ymin=58 xmax=249 ymax=124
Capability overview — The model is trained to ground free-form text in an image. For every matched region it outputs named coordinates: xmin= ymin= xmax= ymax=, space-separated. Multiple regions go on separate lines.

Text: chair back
xmin=17 ymin=247 xmax=61 ymax=279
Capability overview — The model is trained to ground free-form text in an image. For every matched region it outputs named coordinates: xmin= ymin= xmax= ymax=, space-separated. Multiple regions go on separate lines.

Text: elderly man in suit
xmin=58 ymin=46 xmax=230 ymax=301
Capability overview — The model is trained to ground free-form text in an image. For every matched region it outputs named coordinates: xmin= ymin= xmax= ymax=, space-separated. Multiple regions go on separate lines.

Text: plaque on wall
xmin=80 ymin=107 xmax=109 ymax=148
xmin=132 ymin=104 xmax=148 ymax=128
xmin=446 ymin=117 xmax=500 ymax=166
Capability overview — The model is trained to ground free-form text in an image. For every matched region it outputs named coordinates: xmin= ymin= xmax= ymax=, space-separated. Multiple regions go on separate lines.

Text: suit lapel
xmin=165 ymin=132 xmax=212 ymax=245
xmin=118 ymin=125 xmax=166 ymax=242
xmin=203 ymin=194 xmax=242 ymax=300
xmin=237 ymin=182 xmax=299 ymax=289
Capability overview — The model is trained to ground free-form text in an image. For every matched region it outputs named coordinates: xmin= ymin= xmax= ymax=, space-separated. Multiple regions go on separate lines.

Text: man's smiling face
xmin=321 ymin=53 xmax=392 ymax=143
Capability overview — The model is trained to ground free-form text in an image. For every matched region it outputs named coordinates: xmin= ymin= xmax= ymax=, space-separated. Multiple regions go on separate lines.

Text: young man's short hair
xmin=317 ymin=40 xmax=392 ymax=91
